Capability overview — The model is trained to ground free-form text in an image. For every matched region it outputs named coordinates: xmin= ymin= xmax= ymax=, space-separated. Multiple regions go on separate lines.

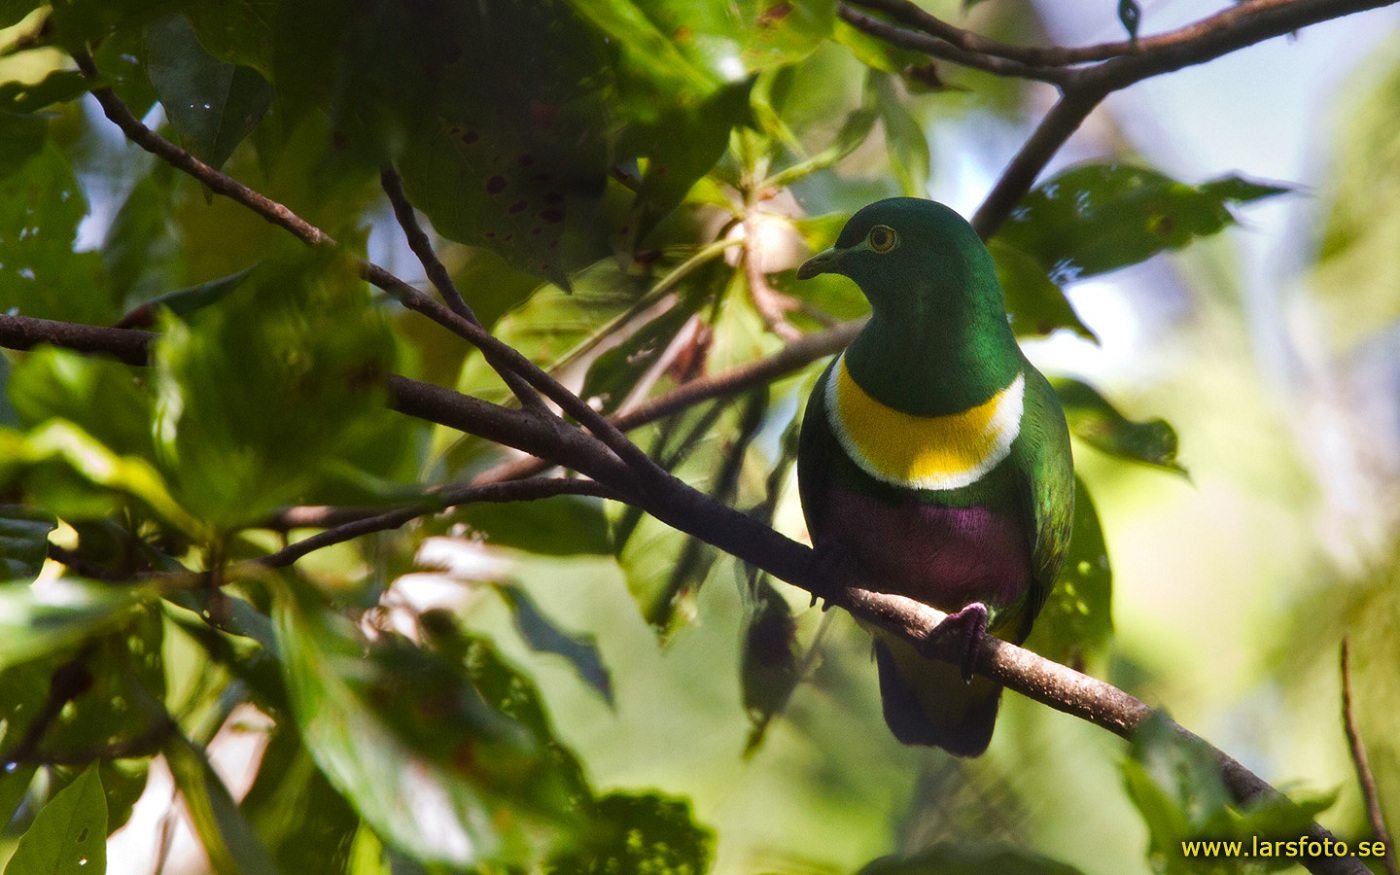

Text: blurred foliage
xmin=0 ymin=0 xmax=1388 ymax=874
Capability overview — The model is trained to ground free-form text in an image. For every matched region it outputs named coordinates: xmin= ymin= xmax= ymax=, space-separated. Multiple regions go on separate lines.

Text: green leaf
xmin=145 ymin=14 xmax=273 ymax=172
xmin=0 ymin=109 xmax=45 ymax=177
xmin=101 ymin=166 xmax=186 ymax=307
xmin=1023 ymin=477 xmax=1112 ymax=668
xmin=856 ymin=844 xmax=1087 ymax=875
xmin=989 ymin=239 xmax=1097 ymax=342
xmin=165 ymin=732 xmax=282 ymax=875
xmin=183 ymin=0 xmax=278 ymax=72
xmin=1051 ymin=378 xmax=1186 ymax=475
xmin=997 ymin=164 xmax=1290 ymax=282
xmin=1119 ymin=0 xmax=1142 ymax=39
xmin=457 ymin=495 xmax=612 ymax=557
xmin=1312 ymin=46 xmax=1400 ymax=350
xmin=500 ymin=584 xmax=614 ymax=704
xmin=1120 ymin=712 xmax=1338 ymax=873
xmin=275 ymin=595 xmax=586 ymax=868
xmin=9 ymin=346 xmax=155 ymax=458
xmin=0 ymin=2 xmax=42 ymax=30
xmin=872 ymin=73 xmax=928 ymax=198
xmin=579 ymin=294 xmax=705 ymax=416
xmin=0 ymin=764 xmax=37 ymax=830
xmin=452 ymin=261 xmax=646 ymax=409
xmin=116 ymin=266 xmax=255 ymax=327
xmin=0 ymin=70 xmax=92 ymax=114
xmin=0 ymin=143 xmax=115 ymax=324
xmin=385 ymin=0 xmax=614 ymax=286
xmin=239 ymin=725 xmax=361 ymax=875
xmin=0 ymin=580 xmax=142 ymax=670
xmin=48 ymin=0 xmax=174 ymax=49
xmin=0 ymin=420 xmax=197 ymax=531
xmin=3 ymin=763 xmax=106 ymax=875
xmin=561 ymin=792 xmax=714 ymax=874
xmin=0 ymin=505 xmax=55 ymax=580
xmin=151 ymin=249 xmax=397 ymax=528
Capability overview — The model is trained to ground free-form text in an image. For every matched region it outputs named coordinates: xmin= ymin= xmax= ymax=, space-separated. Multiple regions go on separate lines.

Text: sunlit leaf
xmin=872 ymin=73 xmax=928 ymax=197
xmin=998 ymin=164 xmax=1290 ymax=283
xmin=165 ymin=732 xmax=281 ymax=875
xmin=990 ymin=239 xmax=1096 ymax=342
xmin=151 ymin=249 xmax=397 ymax=528
xmin=1051 ymin=378 xmax=1186 ymax=475
xmin=276 ymin=595 xmax=585 ymax=868
xmin=0 ymin=2 xmax=42 ymax=30
xmin=0 ymin=70 xmax=92 ymax=113
xmin=2 ymin=763 xmax=106 ymax=875
xmin=0 ymin=579 xmax=142 ymax=670
xmin=9 ymin=346 xmax=155 ymax=458
xmin=0 ymin=420 xmax=198 ymax=531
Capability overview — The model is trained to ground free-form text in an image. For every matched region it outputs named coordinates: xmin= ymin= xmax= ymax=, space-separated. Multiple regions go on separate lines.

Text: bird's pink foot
xmin=928 ymin=602 xmax=989 ymax=684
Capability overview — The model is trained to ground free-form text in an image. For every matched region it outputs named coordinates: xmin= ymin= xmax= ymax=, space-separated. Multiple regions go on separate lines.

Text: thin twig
xmin=379 ymin=165 xmax=545 ymax=412
xmin=258 ymin=477 xmax=625 ymax=569
xmin=1341 ymin=639 xmax=1399 ymax=875
xmin=836 ymin=6 xmax=1071 ymax=85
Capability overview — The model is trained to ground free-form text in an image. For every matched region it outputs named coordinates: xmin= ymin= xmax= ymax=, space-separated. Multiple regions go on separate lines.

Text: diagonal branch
xmin=0 ymin=311 xmax=1366 ymax=875
xmin=377 ymin=166 xmax=547 ymax=413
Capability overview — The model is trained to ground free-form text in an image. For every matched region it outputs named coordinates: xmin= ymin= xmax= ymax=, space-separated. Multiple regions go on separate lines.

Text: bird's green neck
xmin=845 ymin=307 xmax=1023 ymax=417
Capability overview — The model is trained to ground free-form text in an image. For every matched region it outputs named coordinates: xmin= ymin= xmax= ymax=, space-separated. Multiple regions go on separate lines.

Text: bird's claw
xmin=929 ymin=602 xmax=989 ymax=684
xmin=808 ymin=541 xmax=861 ymax=608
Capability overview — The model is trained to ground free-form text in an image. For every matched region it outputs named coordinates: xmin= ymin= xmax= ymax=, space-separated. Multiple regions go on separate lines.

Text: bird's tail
xmin=874 ymin=633 xmax=1002 ymax=756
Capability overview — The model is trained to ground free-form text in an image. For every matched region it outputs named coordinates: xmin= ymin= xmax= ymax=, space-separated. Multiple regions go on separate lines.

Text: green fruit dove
xmin=795 ymin=198 xmax=1075 ymax=756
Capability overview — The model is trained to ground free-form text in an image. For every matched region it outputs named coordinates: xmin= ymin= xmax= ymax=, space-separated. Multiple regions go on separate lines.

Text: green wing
xmin=1006 ymin=357 xmax=1076 ymax=643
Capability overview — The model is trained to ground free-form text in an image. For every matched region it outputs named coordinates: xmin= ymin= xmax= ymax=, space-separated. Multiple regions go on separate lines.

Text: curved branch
xmin=843 ymin=0 xmax=1400 ymax=238
xmin=77 ymin=63 xmax=669 ymax=491
xmin=0 ymin=311 xmax=1366 ymax=875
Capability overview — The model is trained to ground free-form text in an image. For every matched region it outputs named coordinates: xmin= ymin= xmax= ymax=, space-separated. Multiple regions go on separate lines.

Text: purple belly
xmin=815 ymin=487 xmax=1032 ymax=613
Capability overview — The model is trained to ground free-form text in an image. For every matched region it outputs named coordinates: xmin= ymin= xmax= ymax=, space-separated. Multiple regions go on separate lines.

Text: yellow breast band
xmin=826 ymin=354 xmax=1024 ymax=490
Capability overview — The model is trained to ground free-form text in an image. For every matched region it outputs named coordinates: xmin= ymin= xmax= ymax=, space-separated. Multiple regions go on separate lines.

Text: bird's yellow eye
xmin=868 ymin=224 xmax=899 ymax=253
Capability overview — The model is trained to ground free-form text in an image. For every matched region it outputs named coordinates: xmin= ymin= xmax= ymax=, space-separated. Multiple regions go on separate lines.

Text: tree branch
xmin=842 ymin=0 xmax=1400 ymax=237
xmin=258 ymin=476 xmax=625 ymax=570
xmin=378 ymin=166 xmax=546 ymax=412
xmin=0 ymin=311 xmax=1365 ymax=875
xmin=1341 ymin=639 xmax=1398 ymax=875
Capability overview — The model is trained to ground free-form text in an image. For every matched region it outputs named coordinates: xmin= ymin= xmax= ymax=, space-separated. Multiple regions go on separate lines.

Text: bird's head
xmin=796 ymin=197 xmax=1003 ymax=324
